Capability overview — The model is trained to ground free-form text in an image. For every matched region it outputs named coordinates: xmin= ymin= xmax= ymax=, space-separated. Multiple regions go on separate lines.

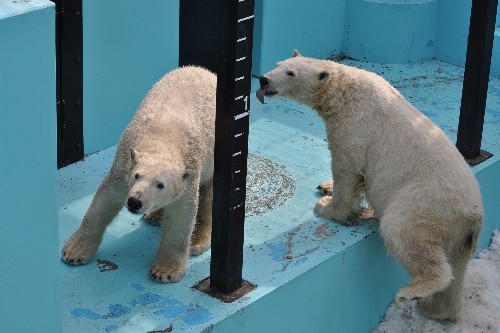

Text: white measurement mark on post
xmin=235 ymin=95 xmax=244 ymax=100
xmin=235 ymin=133 xmax=243 ymax=138
xmin=235 ymin=112 xmax=249 ymax=120
xmin=238 ymin=15 xmax=254 ymax=23
xmin=233 ymin=151 xmax=242 ymax=157
xmin=236 ymin=56 xmax=246 ymax=62
xmin=237 ymin=37 xmax=246 ymax=43
xmin=235 ymin=76 xmax=244 ymax=81
xmin=235 ymin=170 xmax=241 ymax=174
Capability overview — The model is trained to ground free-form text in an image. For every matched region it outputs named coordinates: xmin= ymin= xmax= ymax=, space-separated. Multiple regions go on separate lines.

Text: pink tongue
xmin=256 ymin=88 xmax=265 ymax=104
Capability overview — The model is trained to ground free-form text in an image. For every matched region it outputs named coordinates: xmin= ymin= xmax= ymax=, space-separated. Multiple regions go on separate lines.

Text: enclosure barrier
xmin=181 ymin=0 xmax=257 ymax=301
xmin=457 ymin=0 xmax=497 ymax=165
xmin=50 ymin=0 xmax=494 ymax=307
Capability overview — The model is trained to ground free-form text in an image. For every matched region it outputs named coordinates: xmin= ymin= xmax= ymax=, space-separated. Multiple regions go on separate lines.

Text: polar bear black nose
xmin=127 ymin=197 xmax=142 ymax=212
xmin=259 ymin=76 xmax=269 ymax=88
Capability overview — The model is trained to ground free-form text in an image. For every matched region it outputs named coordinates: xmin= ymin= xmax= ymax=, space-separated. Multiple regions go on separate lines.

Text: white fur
xmin=258 ymin=51 xmax=483 ymax=319
xmin=62 ymin=66 xmax=216 ymax=283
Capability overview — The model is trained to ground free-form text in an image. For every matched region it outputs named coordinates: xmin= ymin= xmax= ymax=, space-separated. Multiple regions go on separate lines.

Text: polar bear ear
xmin=293 ymin=49 xmax=302 ymax=57
xmin=319 ymin=71 xmax=329 ymax=81
xmin=182 ymin=169 xmax=196 ymax=181
xmin=130 ymin=148 xmax=142 ymax=164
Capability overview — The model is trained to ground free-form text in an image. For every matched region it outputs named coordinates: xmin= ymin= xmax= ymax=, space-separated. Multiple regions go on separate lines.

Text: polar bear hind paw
xmin=150 ymin=262 xmax=186 ymax=283
xmin=190 ymin=242 xmax=211 ymax=256
xmin=396 ymin=277 xmax=450 ymax=302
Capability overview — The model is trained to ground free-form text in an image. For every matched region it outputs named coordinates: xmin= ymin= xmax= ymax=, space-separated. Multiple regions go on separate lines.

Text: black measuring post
xmin=194 ymin=0 xmax=257 ymax=302
xmin=52 ymin=0 xmax=84 ymax=168
xmin=178 ymin=0 xmax=219 ymax=72
xmin=456 ymin=0 xmax=496 ymax=165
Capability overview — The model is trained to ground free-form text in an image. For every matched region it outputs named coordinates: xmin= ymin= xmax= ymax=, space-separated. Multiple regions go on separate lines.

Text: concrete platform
xmin=58 ymin=59 xmax=500 ymax=332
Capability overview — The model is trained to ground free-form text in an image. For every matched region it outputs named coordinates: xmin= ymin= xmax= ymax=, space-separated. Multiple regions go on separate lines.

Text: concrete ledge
xmin=345 ymin=0 xmax=438 ymax=63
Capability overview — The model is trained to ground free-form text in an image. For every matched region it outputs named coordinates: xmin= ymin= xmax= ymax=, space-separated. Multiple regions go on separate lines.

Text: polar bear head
xmin=125 ymin=149 xmax=191 ymax=215
xmin=256 ymin=50 xmax=331 ymax=106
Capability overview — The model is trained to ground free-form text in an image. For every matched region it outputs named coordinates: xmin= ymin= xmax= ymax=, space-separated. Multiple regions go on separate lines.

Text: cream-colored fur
xmin=258 ymin=51 xmax=483 ymax=319
xmin=62 ymin=66 xmax=215 ymax=283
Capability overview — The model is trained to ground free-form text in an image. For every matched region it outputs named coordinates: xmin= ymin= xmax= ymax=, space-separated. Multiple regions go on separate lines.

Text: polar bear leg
xmin=416 ymin=231 xmax=476 ymax=320
xmin=150 ymin=180 xmax=199 ymax=283
xmin=62 ymin=173 xmax=128 ymax=265
xmin=190 ymin=179 xmax=213 ymax=256
xmin=314 ymin=173 xmax=363 ymax=221
xmin=380 ymin=213 xmax=453 ymax=301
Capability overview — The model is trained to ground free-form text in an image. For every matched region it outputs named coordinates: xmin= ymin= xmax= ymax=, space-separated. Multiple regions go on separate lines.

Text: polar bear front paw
xmin=314 ymin=196 xmax=351 ymax=221
xmin=150 ymin=261 xmax=187 ymax=283
xmin=143 ymin=208 xmax=164 ymax=226
xmin=61 ymin=232 xmax=99 ymax=265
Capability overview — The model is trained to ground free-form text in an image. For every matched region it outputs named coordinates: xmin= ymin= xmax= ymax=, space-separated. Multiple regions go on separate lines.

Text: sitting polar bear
xmin=257 ymin=50 xmax=483 ymax=320
xmin=62 ymin=66 xmax=215 ymax=283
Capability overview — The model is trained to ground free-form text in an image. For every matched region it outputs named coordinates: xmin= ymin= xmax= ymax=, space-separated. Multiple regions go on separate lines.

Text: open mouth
xmin=265 ymin=90 xmax=278 ymax=97
xmin=256 ymin=88 xmax=278 ymax=104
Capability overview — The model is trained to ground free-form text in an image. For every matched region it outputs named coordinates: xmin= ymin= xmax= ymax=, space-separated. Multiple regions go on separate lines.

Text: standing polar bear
xmin=62 ymin=66 xmax=216 ymax=283
xmin=257 ymin=51 xmax=483 ymax=319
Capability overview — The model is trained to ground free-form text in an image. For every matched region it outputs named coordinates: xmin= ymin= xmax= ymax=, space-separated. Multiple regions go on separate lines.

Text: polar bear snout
xmin=257 ymin=76 xmax=278 ymax=104
xmin=259 ymin=76 xmax=269 ymax=88
xmin=127 ymin=196 xmax=143 ymax=214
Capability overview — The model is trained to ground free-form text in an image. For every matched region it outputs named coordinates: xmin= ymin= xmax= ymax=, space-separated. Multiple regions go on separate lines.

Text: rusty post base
xmin=193 ymin=278 xmax=257 ymax=303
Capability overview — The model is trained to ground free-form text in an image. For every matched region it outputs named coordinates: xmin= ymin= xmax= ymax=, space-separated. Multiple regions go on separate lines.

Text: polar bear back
xmin=113 ymin=66 xmax=216 ymax=179
xmin=324 ymin=64 xmax=482 ymax=219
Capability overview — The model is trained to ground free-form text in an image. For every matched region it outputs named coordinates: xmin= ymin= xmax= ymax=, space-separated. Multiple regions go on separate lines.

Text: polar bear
xmin=257 ymin=51 xmax=483 ymax=319
xmin=62 ymin=66 xmax=215 ymax=283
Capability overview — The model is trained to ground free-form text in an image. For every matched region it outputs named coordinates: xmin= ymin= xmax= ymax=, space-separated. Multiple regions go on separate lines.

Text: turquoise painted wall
xmin=212 ymin=233 xmax=408 ymax=333
xmin=344 ymin=0 xmax=438 ymax=63
xmin=437 ymin=0 xmax=500 ymax=76
xmin=0 ymin=2 xmax=61 ymax=332
xmin=436 ymin=0 xmax=472 ymax=68
xmin=476 ymin=161 xmax=500 ymax=250
xmin=252 ymin=0 xmax=345 ymax=75
xmin=83 ymin=0 xmax=180 ymax=154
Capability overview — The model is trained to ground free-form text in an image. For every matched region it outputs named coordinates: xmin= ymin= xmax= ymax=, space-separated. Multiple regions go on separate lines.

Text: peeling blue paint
xmin=71 ymin=304 xmax=131 ymax=320
xmin=266 ymin=242 xmax=287 ymax=262
xmin=183 ymin=304 xmax=213 ymax=325
xmin=71 ymin=288 xmax=213 ymax=327
xmin=129 ymin=292 xmax=167 ymax=306
xmin=131 ymin=283 xmax=145 ymax=291
xmin=71 ymin=308 xmax=102 ymax=320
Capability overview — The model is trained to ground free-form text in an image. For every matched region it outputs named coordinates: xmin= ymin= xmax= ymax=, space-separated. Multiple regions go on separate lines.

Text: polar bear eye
xmin=134 ymin=173 xmax=140 ymax=180
xmin=286 ymin=71 xmax=295 ymax=77
xmin=156 ymin=182 xmax=164 ymax=190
